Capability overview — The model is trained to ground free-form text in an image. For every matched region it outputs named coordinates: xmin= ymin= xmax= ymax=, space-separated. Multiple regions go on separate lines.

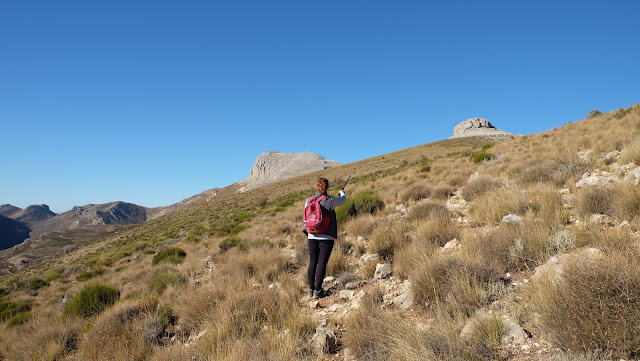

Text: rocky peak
xmin=451 ymin=117 xmax=518 ymax=139
xmin=240 ymin=151 xmax=341 ymax=191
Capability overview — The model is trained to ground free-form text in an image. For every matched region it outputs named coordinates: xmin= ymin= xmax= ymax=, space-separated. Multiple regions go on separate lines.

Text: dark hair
xmin=316 ymin=178 xmax=329 ymax=194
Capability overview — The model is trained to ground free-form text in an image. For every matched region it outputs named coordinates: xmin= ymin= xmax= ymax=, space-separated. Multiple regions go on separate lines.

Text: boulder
xmin=392 ymin=291 xmax=414 ymax=310
xmin=501 ymin=214 xmax=522 ymax=223
xmin=374 ymin=263 xmax=392 ymax=279
xmin=310 ymin=327 xmax=338 ymax=354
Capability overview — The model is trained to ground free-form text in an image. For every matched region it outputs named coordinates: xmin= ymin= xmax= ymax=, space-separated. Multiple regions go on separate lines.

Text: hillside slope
xmin=2 ymin=105 xmax=640 ymax=361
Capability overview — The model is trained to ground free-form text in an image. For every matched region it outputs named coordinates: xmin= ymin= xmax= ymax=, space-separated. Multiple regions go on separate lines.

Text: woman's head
xmin=316 ymin=178 xmax=329 ymax=194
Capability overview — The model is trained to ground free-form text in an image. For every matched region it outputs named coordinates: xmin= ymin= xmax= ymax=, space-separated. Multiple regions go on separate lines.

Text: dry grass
xmin=575 ymin=185 xmax=615 ymax=219
xmin=344 ymin=288 xmax=484 ymax=361
xmin=610 ymin=181 xmax=640 ymax=222
xmin=77 ymin=298 xmax=158 ymax=360
xmin=410 ymin=252 xmax=504 ymax=317
xmin=462 ymin=177 xmax=503 ymax=201
xmin=468 ymin=187 xmax=530 ymax=225
xmin=413 ymin=217 xmax=460 ymax=247
xmin=368 ymin=220 xmax=410 ymax=260
xmin=529 ymin=250 xmax=640 ymax=358
xmin=344 ymin=213 xmax=379 ymax=239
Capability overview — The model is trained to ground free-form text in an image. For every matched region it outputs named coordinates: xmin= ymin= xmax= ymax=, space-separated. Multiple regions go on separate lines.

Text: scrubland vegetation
xmin=1 ymin=104 xmax=640 ymax=360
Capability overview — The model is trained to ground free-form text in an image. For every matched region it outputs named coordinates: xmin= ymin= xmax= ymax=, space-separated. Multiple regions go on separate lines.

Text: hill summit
xmin=239 ymin=151 xmax=341 ymax=191
xmin=450 ymin=117 xmax=518 ymax=139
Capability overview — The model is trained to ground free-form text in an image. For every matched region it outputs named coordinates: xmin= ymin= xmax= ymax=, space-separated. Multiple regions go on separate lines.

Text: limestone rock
xmin=575 ymin=172 xmax=620 ymax=188
xmin=392 ymin=291 xmax=414 ymax=310
xmin=311 ymin=327 xmax=338 ymax=354
xmin=374 ymin=263 xmax=392 ymax=279
xmin=239 ymin=151 xmax=341 ymax=191
xmin=450 ymin=118 xmax=518 ymax=139
xmin=339 ymin=290 xmax=355 ymax=300
xmin=502 ymin=214 xmax=522 ymax=223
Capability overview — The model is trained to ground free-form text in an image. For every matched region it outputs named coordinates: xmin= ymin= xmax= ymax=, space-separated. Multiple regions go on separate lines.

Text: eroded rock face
xmin=450 ymin=118 xmax=518 ymax=139
xmin=453 ymin=118 xmax=495 ymax=136
xmin=240 ymin=151 xmax=341 ymax=191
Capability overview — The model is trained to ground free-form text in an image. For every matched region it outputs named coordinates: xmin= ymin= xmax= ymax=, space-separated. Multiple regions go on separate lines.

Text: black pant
xmin=308 ymin=238 xmax=334 ymax=291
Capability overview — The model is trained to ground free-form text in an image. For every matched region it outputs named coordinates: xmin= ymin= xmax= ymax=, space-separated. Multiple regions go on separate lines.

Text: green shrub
xmin=152 ymin=247 xmax=187 ymax=265
xmin=43 ymin=269 xmax=61 ymax=282
xmin=336 ymin=190 xmax=385 ymax=224
xmin=419 ymin=159 xmax=431 ymax=172
xmin=219 ymin=237 xmax=271 ymax=252
xmin=28 ymin=277 xmax=49 ymax=291
xmin=158 ymin=304 xmax=177 ymax=327
xmin=0 ymin=296 xmax=31 ymax=322
xmin=586 ymin=109 xmax=603 ymax=118
xmin=64 ymin=283 xmax=120 ymax=317
xmin=149 ymin=272 xmax=187 ymax=294
xmin=76 ymin=266 xmax=106 ymax=282
xmin=7 ymin=310 xmax=33 ymax=327
xmin=471 ymin=150 xmax=495 ymax=164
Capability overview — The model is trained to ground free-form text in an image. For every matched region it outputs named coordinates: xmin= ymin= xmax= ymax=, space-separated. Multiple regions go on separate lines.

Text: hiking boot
xmin=312 ymin=289 xmax=329 ymax=299
xmin=307 ymin=289 xmax=314 ymax=298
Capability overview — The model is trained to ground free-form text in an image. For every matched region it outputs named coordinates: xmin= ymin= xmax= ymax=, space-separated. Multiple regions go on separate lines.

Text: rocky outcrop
xmin=239 ymin=151 xmax=341 ymax=191
xmin=450 ymin=118 xmax=518 ymax=139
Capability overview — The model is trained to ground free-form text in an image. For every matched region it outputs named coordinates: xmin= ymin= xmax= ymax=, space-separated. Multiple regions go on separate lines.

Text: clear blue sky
xmin=1 ymin=1 xmax=638 ymax=214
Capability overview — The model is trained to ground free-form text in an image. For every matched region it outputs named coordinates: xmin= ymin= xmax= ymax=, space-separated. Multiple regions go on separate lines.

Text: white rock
xmin=374 ymin=263 xmax=393 ymax=279
xmin=339 ymin=290 xmax=355 ymax=300
xmin=502 ymin=214 xmax=522 ymax=223
xmin=392 ymin=291 xmax=414 ymax=310
xmin=310 ymin=327 xmax=338 ymax=355
xmin=358 ymin=253 xmax=379 ymax=265
xmin=441 ymin=238 xmax=461 ymax=253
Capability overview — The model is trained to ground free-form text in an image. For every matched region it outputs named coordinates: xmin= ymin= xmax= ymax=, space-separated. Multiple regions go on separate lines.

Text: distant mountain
xmin=238 ymin=151 xmax=342 ymax=191
xmin=30 ymin=201 xmax=148 ymax=237
xmin=0 ymin=215 xmax=31 ymax=250
xmin=10 ymin=205 xmax=56 ymax=225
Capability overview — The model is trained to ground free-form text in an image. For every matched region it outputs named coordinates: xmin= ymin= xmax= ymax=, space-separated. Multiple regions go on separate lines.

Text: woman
xmin=305 ymin=177 xmax=346 ymax=299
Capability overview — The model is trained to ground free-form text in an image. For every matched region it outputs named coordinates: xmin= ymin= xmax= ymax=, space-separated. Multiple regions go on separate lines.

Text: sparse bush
xmin=586 ymin=109 xmax=603 ymax=118
xmin=336 ymin=190 xmax=385 ymax=224
xmin=531 ymin=251 xmax=640 ymax=357
xmin=407 ymin=201 xmax=450 ymax=223
xmin=419 ymin=159 xmax=432 ymax=172
xmin=43 ymin=269 xmax=61 ymax=282
xmin=463 ymin=177 xmax=503 ymax=201
xmin=152 ymin=247 xmax=187 ymax=265
xmin=471 ymin=150 xmax=495 ymax=164
xmin=547 ymin=229 xmax=576 ymax=253
xmin=28 ymin=278 xmax=48 ymax=291
xmin=400 ymin=183 xmax=433 ymax=203
xmin=431 ymin=184 xmax=455 ymax=200
xmin=64 ymin=283 xmax=120 ymax=317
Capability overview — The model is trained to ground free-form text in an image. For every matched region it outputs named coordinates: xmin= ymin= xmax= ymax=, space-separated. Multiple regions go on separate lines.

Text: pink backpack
xmin=303 ymin=195 xmax=331 ymax=234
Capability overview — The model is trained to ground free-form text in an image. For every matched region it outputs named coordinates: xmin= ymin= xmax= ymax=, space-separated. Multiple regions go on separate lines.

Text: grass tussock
xmin=410 ymin=253 xmax=504 ymax=317
xmin=463 ymin=177 xmax=503 ymax=202
xmin=77 ymin=298 xmax=159 ymax=360
xmin=64 ymin=283 xmax=120 ymax=317
xmin=400 ymin=183 xmax=433 ymax=203
xmin=152 ymin=247 xmax=187 ymax=265
xmin=344 ymin=289 xmax=484 ymax=361
xmin=368 ymin=221 xmax=409 ymax=260
xmin=344 ymin=213 xmax=379 ymax=239
xmin=575 ymin=185 xmax=615 ymax=219
xmin=530 ymin=250 xmax=640 ymax=358
xmin=0 ymin=315 xmax=81 ymax=360
xmin=468 ymin=187 xmax=530 ymax=225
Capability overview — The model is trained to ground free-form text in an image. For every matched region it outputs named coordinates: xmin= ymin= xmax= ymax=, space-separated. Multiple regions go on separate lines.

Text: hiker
xmin=304 ymin=177 xmax=347 ymax=299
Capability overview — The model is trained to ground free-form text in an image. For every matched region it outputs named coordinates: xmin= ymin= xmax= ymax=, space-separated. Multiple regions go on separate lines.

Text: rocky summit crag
xmin=450 ymin=117 xmax=519 ymax=140
xmin=239 ymin=151 xmax=342 ymax=191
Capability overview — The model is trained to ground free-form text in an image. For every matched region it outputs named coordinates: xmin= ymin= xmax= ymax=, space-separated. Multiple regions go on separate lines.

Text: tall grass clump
xmin=149 ymin=271 xmax=187 ymax=294
xmin=463 ymin=177 xmax=503 ymax=202
xmin=468 ymin=187 xmax=531 ymax=225
xmin=368 ymin=221 xmax=409 ymax=260
xmin=344 ymin=289 xmax=483 ymax=361
xmin=152 ymin=247 xmax=187 ymax=265
xmin=620 ymin=137 xmax=640 ymax=165
xmin=400 ymin=183 xmax=433 ymax=203
xmin=530 ymin=251 xmax=640 ymax=358
xmin=611 ymin=181 xmax=640 ymax=222
xmin=344 ymin=213 xmax=379 ymax=239
xmin=410 ymin=254 xmax=504 ymax=317
xmin=336 ymin=190 xmax=385 ymax=224
xmin=64 ymin=283 xmax=120 ymax=317
xmin=575 ymin=185 xmax=615 ymax=219
xmin=0 ymin=296 xmax=31 ymax=322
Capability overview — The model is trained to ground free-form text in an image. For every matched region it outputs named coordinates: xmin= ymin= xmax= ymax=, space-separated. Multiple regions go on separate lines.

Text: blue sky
xmin=1 ymin=1 xmax=639 ymax=214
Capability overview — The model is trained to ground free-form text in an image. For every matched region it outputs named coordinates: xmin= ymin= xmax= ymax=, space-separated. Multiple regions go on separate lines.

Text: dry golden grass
xmin=343 ymin=213 xmax=379 ymax=239
xmin=77 ymin=298 xmax=158 ymax=360
xmin=575 ymin=185 xmax=615 ymax=219
xmin=528 ymin=249 xmax=640 ymax=358
xmin=413 ymin=217 xmax=460 ymax=247
xmin=368 ymin=220 xmax=410 ymax=260
xmin=462 ymin=177 xmax=503 ymax=201
xmin=468 ymin=186 xmax=530 ymax=225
